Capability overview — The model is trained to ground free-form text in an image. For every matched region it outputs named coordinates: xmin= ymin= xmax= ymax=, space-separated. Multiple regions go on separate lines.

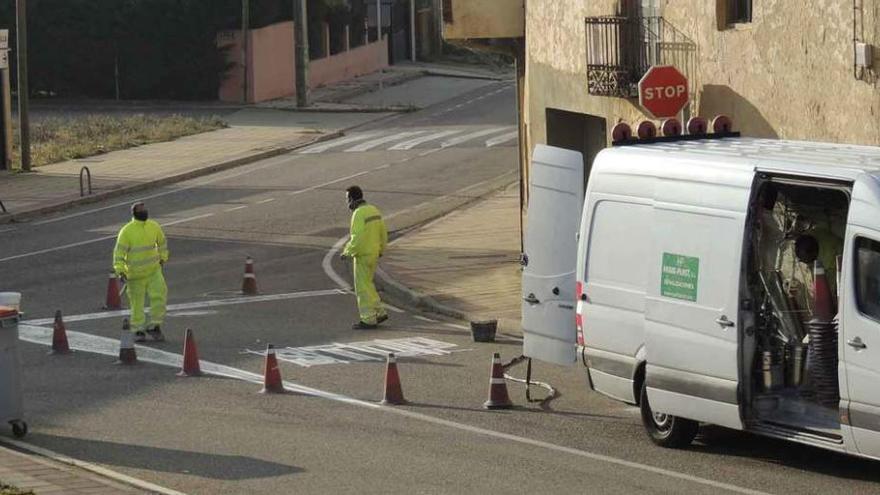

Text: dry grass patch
xmin=12 ymin=114 xmax=227 ymax=168
xmin=0 ymin=482 xmax=34 ymax=495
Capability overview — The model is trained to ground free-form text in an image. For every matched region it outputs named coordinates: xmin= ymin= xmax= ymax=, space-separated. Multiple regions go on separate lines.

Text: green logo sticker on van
xmin=661 ymin=253 xmax=699 ymax=302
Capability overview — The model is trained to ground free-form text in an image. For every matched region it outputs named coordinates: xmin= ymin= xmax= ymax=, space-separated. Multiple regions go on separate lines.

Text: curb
xmin=374 ymin=177 xmax=523 ymax=334
xmin=0 ymin=437 xmax=187 ymax=495
xmin=0 ymin=131 xmax=342 ymax=225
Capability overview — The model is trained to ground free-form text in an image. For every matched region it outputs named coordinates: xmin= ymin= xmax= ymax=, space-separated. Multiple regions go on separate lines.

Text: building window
xmin=727 ymin=0 xmax=752 ymax=24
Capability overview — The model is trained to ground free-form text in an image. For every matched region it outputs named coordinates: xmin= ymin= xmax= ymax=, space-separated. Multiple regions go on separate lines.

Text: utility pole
xmin=409 ymin=0 xmax=416 ymax=62
xmin=294 ymin=0 xmax=309 ymax=107
xmin=15 ymin=0 xmax=30 ymax=171
xmin=241 ymin=0 xmax=250 ymax=103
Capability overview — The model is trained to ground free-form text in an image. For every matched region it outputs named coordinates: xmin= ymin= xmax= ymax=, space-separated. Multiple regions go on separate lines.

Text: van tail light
xmin=575 ymin=281 xmax=585 ymax=346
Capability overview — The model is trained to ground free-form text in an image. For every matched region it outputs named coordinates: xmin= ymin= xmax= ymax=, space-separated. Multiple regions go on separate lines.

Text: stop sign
xmin=638 ymin=66 xmax=689 ymax=119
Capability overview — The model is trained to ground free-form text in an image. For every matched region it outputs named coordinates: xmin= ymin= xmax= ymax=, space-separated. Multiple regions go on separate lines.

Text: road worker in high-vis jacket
xmin=341 ymin=186 xmax=388 ymax=329
xmin=113 ymin=202 xmax=169 ymax=342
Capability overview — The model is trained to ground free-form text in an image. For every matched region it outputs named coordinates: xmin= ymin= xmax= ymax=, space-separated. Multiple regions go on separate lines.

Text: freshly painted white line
xmin=16 ymin=323 xmax=767 ymax=495
xmin=485 ymin=131 xmax=519 ymax=148
xmin=0 ymin=212 xmax=216 ymax=263
xmin=440 ymin=127 xmax=513 ymax=148
xmin=417 ymin=149 xmax=440 ymax=158
xmin=23 ymin=289 xmax=345 ymax=326
xmin=288 ymin=169 xmax=373 ymax=196
xmin=322 ymin=236 xmax=353 ymax=291
xmin=0 ymin=437 xmax=187 ymax=495
xmin=298 ymin=132 xmax=382 ymax=154
xmin=224 ymin=205 xmax=249 ymax=212
xmin=388 ymin=130 xmax=462 ymax=151
xmin=0 ymin=227 xmax=16 ymax=233
xmin=257 ymin=198 xmax=277 ymax=204
xmin=32 ymin=155 xmax=301 ymax=226
xmin=344 ymin=131 xmax=425 ymax=152
xmin=414 ymin=315 xmax=436 ymax=323
xmin=444 ymin=323 xmax=470 ymax=331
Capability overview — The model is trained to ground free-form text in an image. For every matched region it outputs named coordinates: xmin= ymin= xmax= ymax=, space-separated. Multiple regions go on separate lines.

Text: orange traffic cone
xmin=380 ymin=353 xmax=407 ymax=405
xmin=260 ymin=344 xmax=285 ymax=393
xmin=242 ymin=257 xmax=258 ymax=295
xmin=177 ymin=328 xmax=202 ymax=377
xmin=49 ymin=310 xmax=71 ymax=355
xmin=116 ymin=318 xmax=137 ymax=365
xmin=483 ymin=352 xmax=513 ymax=410
xmin=104 ymin=273 xmax=123 ymax=310
xmin=813 ymin=260 xmax=834 ymax=323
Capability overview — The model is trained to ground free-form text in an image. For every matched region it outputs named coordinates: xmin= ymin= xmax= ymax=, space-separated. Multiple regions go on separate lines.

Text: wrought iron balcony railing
xmin=585 ymin=16 xmax=697 ymax=98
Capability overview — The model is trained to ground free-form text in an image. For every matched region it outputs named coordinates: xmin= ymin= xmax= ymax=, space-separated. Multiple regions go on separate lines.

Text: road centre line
xmin=15 ymin=323 xmax=767 ymax=495
xmin=32 ymin=155 xmax=302 ymax=226
xmin=257 ymin=198 xmax=276 ymax=204
xmin=384 ymin=304 xmax=405 ymax=313
xmin=224 ymin=205 xmax=249 ymax=212
xmin=444 ymin=323 xmax=469 ymax=331
xmin=414 ymin=315 xmax=436 ymax=323
xmin=22 ymin=288 xmax=346 ymax=326
xmin=0 ymin=213 xmax=215 ymax=263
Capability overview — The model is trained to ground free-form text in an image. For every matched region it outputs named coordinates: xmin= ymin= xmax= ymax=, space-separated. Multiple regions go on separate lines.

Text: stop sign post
xmin=638 ymin=65 xmax=689 ymax=119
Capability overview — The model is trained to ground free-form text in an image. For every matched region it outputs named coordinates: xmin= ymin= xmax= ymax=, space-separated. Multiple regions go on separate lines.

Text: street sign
xmin=0 ymin=30 xmax=8 ymax=50
xmin=638 ymin=65 xmax=689 ymax=119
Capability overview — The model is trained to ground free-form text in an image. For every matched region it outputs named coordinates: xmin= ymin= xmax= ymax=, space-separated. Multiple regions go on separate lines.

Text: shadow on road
xmin=25 ymin=433 xmax=303 ymax=480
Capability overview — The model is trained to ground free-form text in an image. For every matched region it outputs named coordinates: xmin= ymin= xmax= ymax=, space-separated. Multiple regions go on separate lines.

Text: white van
xmin=522 ymin=137 xmax=880 ymax=460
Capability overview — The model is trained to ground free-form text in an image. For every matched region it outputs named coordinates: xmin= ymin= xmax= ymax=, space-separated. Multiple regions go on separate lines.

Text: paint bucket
xmin=470 ymin=320 xmax=497 ymax=343
xmin=0 ymin=293 xmax=21 ymax=312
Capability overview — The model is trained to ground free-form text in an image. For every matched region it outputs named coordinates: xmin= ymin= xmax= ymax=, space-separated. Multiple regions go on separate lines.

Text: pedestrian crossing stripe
xmin=246 ymin=337 xmax=461 ymax=367
xmin=297 ymin=126 xmax=516 ymax=154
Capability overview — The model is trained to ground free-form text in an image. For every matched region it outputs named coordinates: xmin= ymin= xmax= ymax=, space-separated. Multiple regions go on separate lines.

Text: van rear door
xmin=522 ymin=145 xmax=585 ymax=365
xmin=644 ymin=165 xmax=754 ymax=430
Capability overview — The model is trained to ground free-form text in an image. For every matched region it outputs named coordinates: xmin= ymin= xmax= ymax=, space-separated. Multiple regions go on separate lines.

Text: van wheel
xmin=639 ymin=381 xmax=698 ymax=448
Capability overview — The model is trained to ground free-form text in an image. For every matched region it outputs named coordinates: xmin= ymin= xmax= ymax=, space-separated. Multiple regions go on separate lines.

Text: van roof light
xmin=712 ymin=115 xmax=733 ymax=134
xmin=686 ymin=117 xmax=707 ymax=135
xmin=661 ymin=118 xmax=682 ymax=137
xmin=637 ymin=121 xmax=657 ymax=140
xmin=611 ymin=122 xmax=633 ymax=143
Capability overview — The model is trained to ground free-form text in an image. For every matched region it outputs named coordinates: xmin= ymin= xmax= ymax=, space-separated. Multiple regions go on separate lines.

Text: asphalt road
xmin=2 ymin=81 xmax=880 ymax=494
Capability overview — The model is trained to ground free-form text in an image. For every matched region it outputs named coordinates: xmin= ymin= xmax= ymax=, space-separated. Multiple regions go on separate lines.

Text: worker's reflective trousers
xmin=353 ymin=255 xmax=386 ymax=324
xmin=126 ymin=268 xmax=167 ymax=331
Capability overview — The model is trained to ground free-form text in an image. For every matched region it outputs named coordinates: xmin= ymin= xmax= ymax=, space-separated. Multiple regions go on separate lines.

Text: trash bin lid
xmin=0 ymin=306 xmax=18 ymax=318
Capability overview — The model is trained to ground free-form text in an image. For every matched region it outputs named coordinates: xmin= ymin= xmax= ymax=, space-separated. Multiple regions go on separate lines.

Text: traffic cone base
xmin=242 ymin=257 xmax=258 ymax=296
xmin=260 ymin=344 xmax=286 ymax=393
xmin=381 ymin=354 xmax=406 ymax=405
xmin=177 ymin=328 xmax=202 ymax=377
xmin=115 ymin=319 xmax=138 ymax=365
xmin=104 ymin=273 xmax=123 ymax=310
xmin=483 ymin=352 xmax=513 ymax=410
xmin=49 ymin=310 xmax=72 ymax=355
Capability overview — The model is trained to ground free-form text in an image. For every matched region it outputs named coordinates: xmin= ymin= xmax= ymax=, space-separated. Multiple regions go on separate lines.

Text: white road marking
xmin=322 ymin=236 xmax=353 ymax=291
xmin=444 ymin=323 xmax=470 ymax=331
xmin=344 ymin=131 xmax=425 ymax=152
xmin=23 ymin=289 xmax=345 ymax=326
xmin=247 ymin=337 xmax=460 ymax=367
xmin=166 ymin=310 xmax=219 ymax=317
xmin=224 ymin=205 xmax=249 ymax=212
xmin=0 ymin=212 xmax=215 ymax=263
xmin=257 ymin=198 xmax=276 ymax=204
xmin=16 ymin=323 xmax=768 ymax=495
xmin=417 ymin=149 xmax=439 ymax=157
xmin=485 ymin=131 xmax=519 ymax=148
xmin=0 ymin=437 xmax=186 ymax=495
xmin=298 ymin=132 xmax=382 ymax=154
xmin=0 ymin=227 xmax=16 ymax=233
xmin=288 ymin=169 xmax=374 ymax=196
xmin=388 ymin=130 xmax=462 ymax=151
xmin=440 ymin=127 xmax=513 ymax=148
xmin=384 ymin=304 xmax=405 ymax=313
xmin=31 ymin=155 xmax=301 ymax=226
xmin=414 ymin=315 xmax=436 ymax=323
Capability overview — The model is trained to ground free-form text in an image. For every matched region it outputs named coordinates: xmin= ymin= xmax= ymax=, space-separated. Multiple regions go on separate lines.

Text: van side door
xmin=522 ymin=145 xmax=585 ymax=365
xmin=644 ymin=165 xmax=754 ymax=430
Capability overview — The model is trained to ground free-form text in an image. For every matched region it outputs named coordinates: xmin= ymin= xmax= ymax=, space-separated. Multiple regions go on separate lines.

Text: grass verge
xmin=11 ymin=114 xmax=227 ymax=168
xmin=0 ymin=482 xmax=34 ymax=495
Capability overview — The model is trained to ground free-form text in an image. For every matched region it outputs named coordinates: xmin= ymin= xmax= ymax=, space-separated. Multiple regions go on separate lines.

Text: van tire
xmin=639 ymin=381 xmax=699 ymax=448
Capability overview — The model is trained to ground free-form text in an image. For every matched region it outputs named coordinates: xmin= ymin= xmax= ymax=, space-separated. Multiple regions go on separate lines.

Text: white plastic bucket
xmin=0 ymin=292 xmax=21 ymax=312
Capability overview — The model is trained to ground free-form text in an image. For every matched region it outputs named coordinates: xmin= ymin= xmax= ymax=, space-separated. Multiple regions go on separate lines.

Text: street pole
xmin=242 ymin=0 xmax=250 ymax=103
xmin=294 ymin=0 xmax=309 ymax=107
xmin=15 ymin=0 xmax=30 ymax=171
xmin=377 ymin=0 xmax=383 ymax=98
xmin=410 ymin=0 xmax=416 ymax=62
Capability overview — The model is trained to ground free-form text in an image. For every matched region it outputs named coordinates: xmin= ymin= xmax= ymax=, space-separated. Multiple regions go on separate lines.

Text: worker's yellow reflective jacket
xmin=343 ymin=203 xmax=387 ymax=258
xmin=113 ymin=219 xmax=169 ymax=279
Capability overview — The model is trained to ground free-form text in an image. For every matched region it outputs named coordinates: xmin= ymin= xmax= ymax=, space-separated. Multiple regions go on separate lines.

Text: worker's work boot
xmin=377 ymin=314 xmax=389 ymax=325
xmin=146 ymin=325 xmax=165 ymax=342
xmin=134 ymin=331 xmax=147 ymax=343
xmin=352 ymin=321 xmax=378 ymax=330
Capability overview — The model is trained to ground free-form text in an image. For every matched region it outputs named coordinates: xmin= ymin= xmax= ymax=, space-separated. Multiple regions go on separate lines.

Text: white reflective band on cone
xmin=243 ymin=274 xmax=256 ymax=279
xmin=490 ymin=378 xmax=506 ymax=385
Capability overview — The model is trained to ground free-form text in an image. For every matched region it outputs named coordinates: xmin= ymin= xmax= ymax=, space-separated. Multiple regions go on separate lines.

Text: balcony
xmin=442 ymin=0 xmax=524 ymax=40
xmin=585 ymin=16 xmax=697 ymax=98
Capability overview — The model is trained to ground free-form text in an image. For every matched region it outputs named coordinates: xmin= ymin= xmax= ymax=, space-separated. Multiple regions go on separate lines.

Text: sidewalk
xmin=378 ymin=183 xmax=523 ymax=335
xmin=0 ymin=444 xmax=149 ymax=494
